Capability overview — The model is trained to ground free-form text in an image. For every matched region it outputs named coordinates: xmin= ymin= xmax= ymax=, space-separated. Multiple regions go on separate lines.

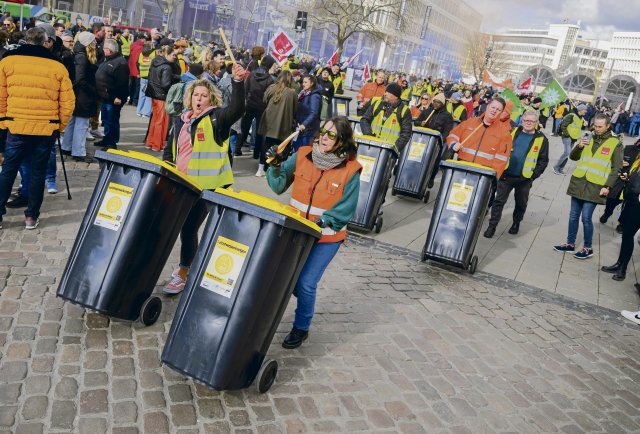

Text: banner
xmin=362 ymin=62 xmax=371 ymax=83
xmin=327 ymin=49 xmax=339 ymax=66
xmin=538 ymin=79 xmax=568 ymax=108
xmin=516 ymin=76 xmax=533 ymax=94
xmin=482 ymin=69 xmax=513 ymax=90
xmin=501 ymin=88 xmax=522 ymax=111
xmin=268 ymin=29 xmax=297 ymax=66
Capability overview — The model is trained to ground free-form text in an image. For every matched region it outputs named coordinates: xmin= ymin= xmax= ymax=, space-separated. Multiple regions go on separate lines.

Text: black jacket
xmin=146 ymin=55 xmax=180 ymax=100
xmin=610 ymin=142 xmax=640 ymax=199
xmin=95 ymin=52 xmax=129 ymax=104
xmin=508 ymin=126 xmax=550 ymax=181
xmin=71 ymin=42 xmax=98 ymax=118
xmin=245 ymin=66 xmax=274 ymax=111
xmin=415 ymin=106 xmax=454 ymax=141
xmin=317 ymin=76 xmax=334 ymax=102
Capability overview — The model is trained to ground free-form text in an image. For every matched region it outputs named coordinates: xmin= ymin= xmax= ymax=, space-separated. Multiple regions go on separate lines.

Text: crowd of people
xmin=0 ymin=19 xmax=638 ymax=333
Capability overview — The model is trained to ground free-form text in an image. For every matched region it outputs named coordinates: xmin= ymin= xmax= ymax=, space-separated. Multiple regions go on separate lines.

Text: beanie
xmin=576 ymin=104 xmax=587 ymax=111
xmin=433 ymin=93 xmax=446 ymax=105
xmin=77 ymin=31 xmax=95 ymax=47
xmin=260 ymin=55 xmax=276 ymax=71
xmin=385 ymin=83 xmax=402 ymax=99
xmin=36 ymin=23 xmax=56 ymax=41
xmin=189 ymin=63 xmax=204 ymax=77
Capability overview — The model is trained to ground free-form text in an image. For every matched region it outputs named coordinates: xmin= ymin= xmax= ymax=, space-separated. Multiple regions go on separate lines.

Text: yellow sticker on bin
xmin=201 ymin=236 xmax=249 ymax=298
xmin=446 ymin=182 xmax=474 ymax=214
xmin=212 ymin=188 xmax=321 ymax=234
xmin=356 ymin=155 xmax=377 ymax=183
xmin=94 ymin=182 xmax=134 ymax=231
xmin=408 ymin=142 xmax=426 ymax=162
xmin=106 ymin=149 xmax=202 ymax=191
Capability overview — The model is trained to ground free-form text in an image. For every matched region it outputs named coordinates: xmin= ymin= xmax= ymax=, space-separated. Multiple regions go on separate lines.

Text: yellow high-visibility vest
xmin=506 ymin=128 xmax=544 ymax=179
xmin=572 ymin=137 xmax=618 ymax=185
xmin=370 ymin=97 xmax=408 ymax=144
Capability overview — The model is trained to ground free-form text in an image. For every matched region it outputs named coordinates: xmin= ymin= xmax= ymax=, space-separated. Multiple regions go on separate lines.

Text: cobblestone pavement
xmin=2 ymin=107 xmax=640 ymax=433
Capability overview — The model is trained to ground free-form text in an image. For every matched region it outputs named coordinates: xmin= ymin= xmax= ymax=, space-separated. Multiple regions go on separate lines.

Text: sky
xmin=471 ymin=0 xmax=640 ymax=41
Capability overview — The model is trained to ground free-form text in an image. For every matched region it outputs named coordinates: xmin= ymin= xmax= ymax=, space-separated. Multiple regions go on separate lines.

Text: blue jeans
xmin=137 ymin=78 xmax=152 ymax=117
xmin=0 ymin=133 xmax=56 ymax=218
xmin=567 ymin=197 xmax=597 ymax=248
xmin=554 ymin=118 xmax=562 ymax=134
xmin=555 ymin=136 xmax=574 ymax=171
xmin=630 ymin=122 xmax=639 ymax=136
xmin=101 ymin=102 xmax=122 ymax=147
xmin=292 ymin=241 xmax=341 ymax=331
xmin=61 ymin=116 xmax=90 ymax=157
xmin=17 ymin=141 xmax=57 ymax=197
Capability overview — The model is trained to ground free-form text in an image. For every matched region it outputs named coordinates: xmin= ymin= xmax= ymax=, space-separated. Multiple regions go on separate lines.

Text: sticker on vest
xmin=94 ymin=182 xmax=134 ymax=231
xmin=201 ymin=236 xmax=249 ymax=298
xmin=601 ymin=147 xmax=610 ymax=155
xmin=336 ymin=103 xmax=346 ymax=116
xmin=196 ymin=127 xmax=205 ymax=141
xmin=357 ymin=155 xmax=377 ymax=183
xmin=446 ymin=182 xmax=474 ymax=214
xmin=408 ymin=141 xmax=426 ymax=162
xmin=533 ymin=146 xmax=539 ymax=152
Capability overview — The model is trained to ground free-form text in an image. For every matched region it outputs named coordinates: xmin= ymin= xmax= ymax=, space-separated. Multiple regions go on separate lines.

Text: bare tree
xmin=155 ymin=0 xmax=186 ymax=33
xmin=464 ymin=31 xmax=509 ymax=83
xmin=301 ymin=0 xmax=411 ymax=58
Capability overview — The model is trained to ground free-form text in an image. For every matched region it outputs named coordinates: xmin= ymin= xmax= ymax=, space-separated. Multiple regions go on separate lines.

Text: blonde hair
xmin=202 ymin=60 xmax=220 ymax=76
xmin=198 ymin=47 xmax=213 ymax=64
xmin=86 ymin=43 xmax=97 ymax=64
xmin=183 ymin=79 xmax=223 ymax=110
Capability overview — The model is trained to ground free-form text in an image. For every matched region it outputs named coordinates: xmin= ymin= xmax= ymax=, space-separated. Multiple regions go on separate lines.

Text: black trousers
xmin=238 ymin=107 xmax=264 ymax=157
xmin=179 ymin=199 xmax=209 ymax=267
xmin=601 ymin=196 xmax=623 ymax=222
xmin=617 ymin=198 xmax=640 ymax=270
xmin=489 ymin=175 xmax=533 ymax=227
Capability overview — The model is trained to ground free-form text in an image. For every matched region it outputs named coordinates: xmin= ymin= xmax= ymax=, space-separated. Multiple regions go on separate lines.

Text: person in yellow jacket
xmin=162 ymin=65 xmax=246 ymax=294
xmin=0 ymin=26 xmax=75 ymax=230
xmin=553 ymin=104 xmax=587 ymax=174
xmin=330 ymin=63 xmax=343 ymax=95
xmin=359 ymin=83 xmax=413 ymax=152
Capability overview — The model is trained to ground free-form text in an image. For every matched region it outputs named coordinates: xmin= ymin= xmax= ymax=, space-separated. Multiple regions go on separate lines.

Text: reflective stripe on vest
xmin=565 ymin=113 xmax=583 ymax=140
xmin=138 ymin=54 xmax=152 ymax=78
xmin=371 ymin=98 xmax=408 ymax=143
xmin=572 ymin=137 xmax=618 ymax=185
xmin=183 ymin=115 xmax=234 ymax=189
xmin=505 ymin=128 xmax=544 ymax=178
xmin=446 ymin=102 xmax=466 ymax=122
xmin=120 ymin=35 xmax=131 ymax=56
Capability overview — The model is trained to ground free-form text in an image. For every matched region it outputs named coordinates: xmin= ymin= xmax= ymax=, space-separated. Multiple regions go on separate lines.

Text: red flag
xmin=268 ymin=30 xmax=297 ymax=66
xmin=342 ymin=49 xmax=363 ymax=68
xmin=516 ymin=76 xmax=533 ymax=94
xmin=362 ymin=62 xmax=371 ymax=83
xmin=327 ymin=49 xmax=340 ymax=66
xmin=482 ymin=69 xmax=514 ymax=90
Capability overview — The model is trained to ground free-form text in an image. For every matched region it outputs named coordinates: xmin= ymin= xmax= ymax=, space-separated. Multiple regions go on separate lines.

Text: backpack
xmin=166 ymin=82 xmax=187 ymax=117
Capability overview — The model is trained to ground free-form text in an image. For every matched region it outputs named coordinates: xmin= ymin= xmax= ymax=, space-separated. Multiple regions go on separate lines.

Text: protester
xmin=292 ymin=74 xmax=322 ymax=151
xmin=356 ymin=70 xmax=386 ymax=115
xmin=145 ymin=45 xmax=180 ymax=151
xmin=136 ymin=43 xmax=154 ymax=117
xmin=553 ymin=104 xmax=587 ymax=175
xmin=360 ymin=83 xmax=413 ymax=152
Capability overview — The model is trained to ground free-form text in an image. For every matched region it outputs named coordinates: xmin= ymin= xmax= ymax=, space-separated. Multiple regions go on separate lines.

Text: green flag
xmin=539 ymin=79 xmax=568 ymax=108
xmin=501 ymin=88 xmax=522 ymax=111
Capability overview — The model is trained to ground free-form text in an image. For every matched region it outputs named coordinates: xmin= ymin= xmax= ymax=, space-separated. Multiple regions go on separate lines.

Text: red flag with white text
xmin=327 ymin=49 xmax=340 ymax=66
xmin=362 ymin=62 xmax=371 ymax=83
xmin=516 ymin=76 xmax=533 ymax=94
xmin=268 ymin=29 xmax=297 ymax=66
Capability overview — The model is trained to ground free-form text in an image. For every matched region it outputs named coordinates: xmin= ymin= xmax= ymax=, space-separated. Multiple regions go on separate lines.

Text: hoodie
xmin=245 ymin=66 xmax=275 ymax=111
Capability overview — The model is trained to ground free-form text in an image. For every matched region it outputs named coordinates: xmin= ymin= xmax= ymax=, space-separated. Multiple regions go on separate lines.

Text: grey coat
xmin=257 ymin=85 xmax=298 ymax=140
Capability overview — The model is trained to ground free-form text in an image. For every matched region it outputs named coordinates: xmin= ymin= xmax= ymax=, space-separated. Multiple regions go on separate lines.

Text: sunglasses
xmin=318 ymin=128 xmax=337 ymax=140
xmin=421 ymin=97 xmax=430 ymax=100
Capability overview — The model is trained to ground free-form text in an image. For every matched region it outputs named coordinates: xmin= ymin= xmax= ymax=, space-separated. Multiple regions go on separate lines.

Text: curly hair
xmin=183 ymin=79 xmax=223 ymax=110
xmin=317 ymin=116 xmax=357 ymax=159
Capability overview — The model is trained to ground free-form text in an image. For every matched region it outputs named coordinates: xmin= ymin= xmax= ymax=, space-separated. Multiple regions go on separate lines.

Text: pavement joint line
xmin=346 ymin=231 xmax=639 ymax=329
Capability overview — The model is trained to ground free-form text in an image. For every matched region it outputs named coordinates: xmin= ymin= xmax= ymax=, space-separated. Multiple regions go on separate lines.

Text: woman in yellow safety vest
xmin=162 ymin=65 xmax=246 ymax=294
xmin=136 ymin=43 xmax=155 ymax=117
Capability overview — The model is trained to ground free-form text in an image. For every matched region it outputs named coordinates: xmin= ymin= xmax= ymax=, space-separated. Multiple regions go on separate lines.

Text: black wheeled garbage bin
xmin=348 ymin=134 xmax=398 ymax=234
xmin=392 ymin=127 xmax=442 ymax=202
xmin=421 ymin=160 xmax=495 ymax=274
xmin=348 ymin=116 xmax=362 ymax=135
xmin=56 ymin=150 xmax=201 ymax=325
xmin=332 ymin=96 xmax=352 ymax=117
xmin=161 ymin=189 xmax=321 ymax=393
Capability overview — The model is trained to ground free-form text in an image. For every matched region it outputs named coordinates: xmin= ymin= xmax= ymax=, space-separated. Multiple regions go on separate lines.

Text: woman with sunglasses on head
xmin=265 ymin=116 xmax=362 ymax=349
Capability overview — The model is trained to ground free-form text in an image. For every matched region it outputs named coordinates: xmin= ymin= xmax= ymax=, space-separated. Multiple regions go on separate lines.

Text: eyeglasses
xmin=522 ymin=119 xmax=537 ymax=123
xmin=421 ymin=97 xmax=430 ymax=100
xmin=318 ymin=128 xmax=337 ymax=140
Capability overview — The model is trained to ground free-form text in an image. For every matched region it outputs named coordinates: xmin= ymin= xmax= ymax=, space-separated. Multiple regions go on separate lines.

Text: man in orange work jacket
xmin=446 ymin=96 xmax=512 ymax=179
xmin=356 ymin=70 xmax=386 ymax=115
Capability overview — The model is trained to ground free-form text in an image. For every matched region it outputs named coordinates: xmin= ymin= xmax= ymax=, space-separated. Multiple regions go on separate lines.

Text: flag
xmin=501 ymin=88 xmax=522 ymax=111
xmin=342 ymin=49 xmax=363 ymax=68
xmin=482 ymin=69 xmax=514 ymax=90
xmin=538 ymin=79 xmax=568 ymax=108
xmin=362 ymin=62 xmax=371 ymax=83
xmin=268 ymin=29 xmax=297 ymax=66
xmin=327 ymin=49 xmax=340 ymax=66
xmin=516 ymin=76 xmax=532 ymax=94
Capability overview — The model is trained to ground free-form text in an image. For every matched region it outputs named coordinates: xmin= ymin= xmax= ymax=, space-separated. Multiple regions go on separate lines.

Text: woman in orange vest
xmin=265 ymin=117 xmax=362 ymax=349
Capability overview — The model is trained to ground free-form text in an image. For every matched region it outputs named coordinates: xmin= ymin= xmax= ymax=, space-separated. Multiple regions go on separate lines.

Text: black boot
xmin=601 ymin=262 xmax=621 ymax=273
xmin=6 ymin=195 xmax=28 ymax=208
xmin=613 ymin=267 xmax=627 ymax=281
xmin=508 ymin=222 xmax=520 ymax=235
xmin=282 ymin=328 xmax=308 ymax=349
xmin=483 ymin=225 xmax=496 ymax=238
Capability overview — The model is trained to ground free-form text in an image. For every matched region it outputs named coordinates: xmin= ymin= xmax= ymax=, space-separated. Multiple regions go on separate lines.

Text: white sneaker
xmin=91 ymin=129 xmax=104 ymax=138
xmin=255 ymin=167 xmax=266 ymax=177
xmin=85 ymin=130 xmax=95 ymax=141
xmin=621 ymin=310 xmax=640 ymax=325
xmin=163 ymin=274 xmax=187 ymax=295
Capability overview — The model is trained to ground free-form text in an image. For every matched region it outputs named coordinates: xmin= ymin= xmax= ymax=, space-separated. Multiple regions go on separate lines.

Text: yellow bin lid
xmin=106 ymin=149 xmax=203 ymax=191
xmin=413 ymin=126 xmax=441 ymax=136
xmin=213 ymin=188 xmax=321 ymax=234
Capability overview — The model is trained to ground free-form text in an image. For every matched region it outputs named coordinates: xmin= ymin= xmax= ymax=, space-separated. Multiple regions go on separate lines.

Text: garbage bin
xmin=348 ymin=134 xmax=398 ymax=233
xmin=161 ymin=188 xmax=321 ymax=393
xmin=421 ymin=160 xmax=495 ymax=274
xmin=392 ymin=127 xmax=442 ymax=202
xmin=348 ymin=116 xmax=362 ymax=135
xmin=56 ymin=150 xmax=201 ymax=325
xmin=332 ymin=95 xmax=352 ymax=117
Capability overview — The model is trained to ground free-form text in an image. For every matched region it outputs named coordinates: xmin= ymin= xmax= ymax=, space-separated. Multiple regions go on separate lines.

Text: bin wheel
xmin=139 ymin=296 xmax=162 ymax=326
xmin=422 ymin=191 xmax=430 ymax=203
xmin=256 ymin=359 xmax=278 ymax=393
xmin=468 ymin=256 xmax=478 ymax=274
xmin=374 ymin=217 xmax=383 ymax=234
xmin=391 ymin=188 xmax=397 ymax=196
xmin=428 ymin=179 xmax=435 ymax=189
xmin=421 ymin=251 xmax=427 ymax=262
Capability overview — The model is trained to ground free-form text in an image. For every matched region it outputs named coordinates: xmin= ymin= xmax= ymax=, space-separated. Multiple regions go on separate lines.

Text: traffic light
xmin=295 ymin=11 xmax=307 ymax=30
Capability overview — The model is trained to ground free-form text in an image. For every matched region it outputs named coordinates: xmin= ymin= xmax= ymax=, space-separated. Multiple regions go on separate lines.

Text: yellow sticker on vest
xmin=94 ymin=182 xmax=134 ymax=231
xmin=446 ymin=182 xmax=474 ymax=214
xmin=357 ymin=155 xmax=377 ymax=183
xmin=201 ymin=236 xmax=249 ymax=298
xmin=408 ymin=142 xmax=426 ymax=162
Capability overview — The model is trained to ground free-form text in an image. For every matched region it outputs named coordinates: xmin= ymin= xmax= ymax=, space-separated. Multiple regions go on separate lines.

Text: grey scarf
xmin=311 ymin=141 xmax=346 ymax=171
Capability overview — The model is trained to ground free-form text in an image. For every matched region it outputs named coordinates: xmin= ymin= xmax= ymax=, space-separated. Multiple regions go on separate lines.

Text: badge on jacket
xmin=196 ymin=128 xmax=205 ymax=141
xmin=601 ymin=147 xmax=610 ymax=155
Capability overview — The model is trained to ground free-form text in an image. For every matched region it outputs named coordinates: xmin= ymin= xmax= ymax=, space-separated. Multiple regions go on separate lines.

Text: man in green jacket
xmin=553 ymin=104 xmax=587 ymax=174
xmin=553 ymin=113 xmax=623 ymax=259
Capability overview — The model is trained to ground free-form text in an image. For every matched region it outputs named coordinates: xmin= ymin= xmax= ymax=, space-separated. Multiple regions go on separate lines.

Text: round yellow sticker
xmin=214 ymin=253 xmax=234 ymax=275
xmin=106 ymin=196 xmax=123 ymax=213
xmin=454 ymin=191 xmax=467 ymax=202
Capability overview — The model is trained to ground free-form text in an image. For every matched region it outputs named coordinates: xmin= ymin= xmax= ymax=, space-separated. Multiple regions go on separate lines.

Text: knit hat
xmin=36 ymin=23 xmax=56 ymax=41
xmin=77 ymin=31 xmax=95 ymax=47
xmin=451 ymin=92 xmax=462 ymax=101
xmin=385 ymin=83 xmax=402 ymax=99
xmin=433 ymin=93 xmax=446 ymax=105
xmin=260 ymin=55 xmax=276 ymax=71
xmin=576 ymin=104 xmax=587 ymax=111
